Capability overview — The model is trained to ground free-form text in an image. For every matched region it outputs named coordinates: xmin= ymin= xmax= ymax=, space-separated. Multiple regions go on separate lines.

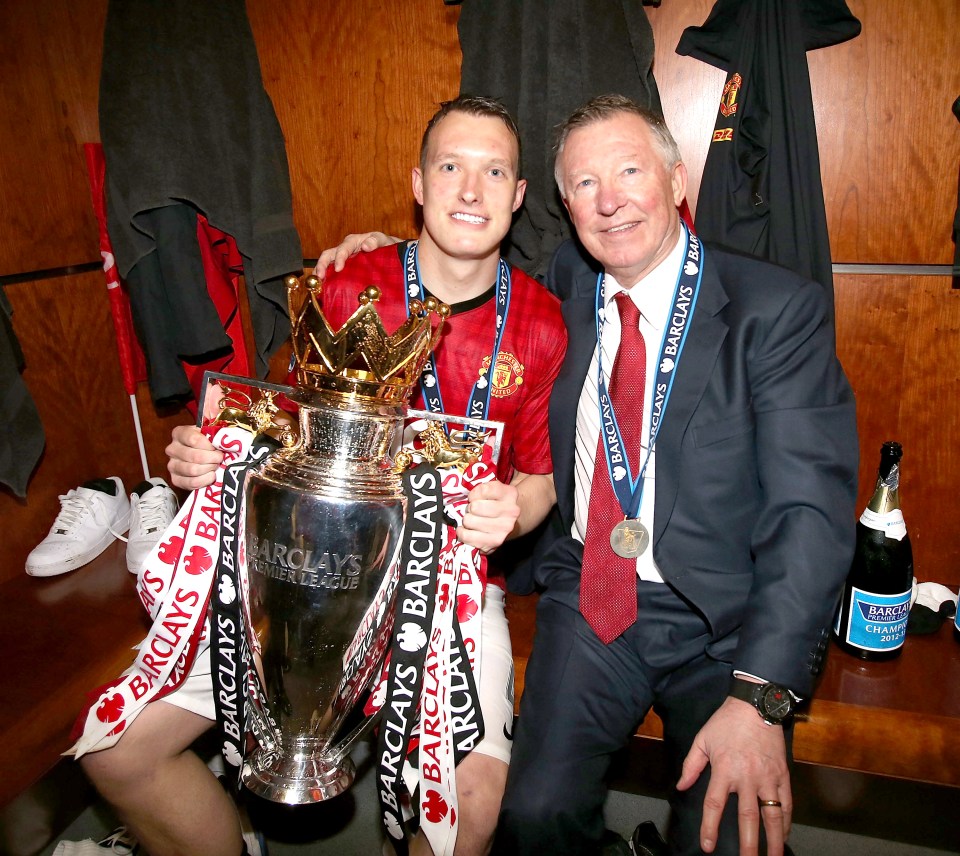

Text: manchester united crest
xmin=481 ymin=352 xmax=524 ymax=398
xmin=719 ymin=72 xmax=742 ymax=118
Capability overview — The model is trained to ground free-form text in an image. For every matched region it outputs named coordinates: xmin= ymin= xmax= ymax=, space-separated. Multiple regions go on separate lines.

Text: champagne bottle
xmin=833 ymin=441 xmax=914 ymax=660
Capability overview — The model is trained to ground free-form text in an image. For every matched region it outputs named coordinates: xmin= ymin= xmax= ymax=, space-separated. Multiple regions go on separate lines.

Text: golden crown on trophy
xmin=286 ymin=274 xmax=449 ymax=402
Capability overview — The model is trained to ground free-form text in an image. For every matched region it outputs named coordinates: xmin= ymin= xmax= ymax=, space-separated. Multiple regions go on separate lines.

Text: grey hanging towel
xmin=677 ymin=0 xmax=861 ymax=323
xmin=99 ymin=0 xmax=303 ymax=392
xmin=456 ymin=0 xmax=663 ymax=280
xmin=0 ymin=287 xmax=45 ymax=498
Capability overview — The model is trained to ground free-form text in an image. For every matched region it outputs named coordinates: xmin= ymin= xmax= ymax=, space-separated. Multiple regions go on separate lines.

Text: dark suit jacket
xmin=524 ymin=239 xmax=858 ymax=698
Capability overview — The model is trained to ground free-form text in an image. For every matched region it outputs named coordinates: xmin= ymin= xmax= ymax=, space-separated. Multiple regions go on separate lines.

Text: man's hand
xmin=312 ymin=232 xmax=402 ymax=280
xmin=676 ymin=696 xmax=792 ymax=856
xmin=456 ymin=479 xmax=521 ymax=554
xmin=165 ymin=425 xmax=223 ymax=491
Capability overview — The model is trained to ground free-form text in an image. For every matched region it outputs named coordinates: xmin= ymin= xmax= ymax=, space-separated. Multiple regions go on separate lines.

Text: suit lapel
xmin=652 ymin=250 xmax=729 ymax=545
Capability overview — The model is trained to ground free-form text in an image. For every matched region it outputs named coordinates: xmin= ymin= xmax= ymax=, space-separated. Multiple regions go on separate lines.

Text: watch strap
xmin=728 ymin=677 xmax=795 ymax=724
xmin=728 ymin=677 xmax=762 ymax=707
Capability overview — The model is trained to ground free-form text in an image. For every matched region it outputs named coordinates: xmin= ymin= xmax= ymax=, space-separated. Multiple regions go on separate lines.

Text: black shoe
xmin=629 ymin=821 xmax=669 ymax=856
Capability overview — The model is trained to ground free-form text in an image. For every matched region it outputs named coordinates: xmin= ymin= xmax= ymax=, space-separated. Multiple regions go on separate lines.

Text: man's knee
xmin=455 ymin=754 xmax=508 ymax=853
xmin=458 ymin=752 xmax=507 ymax=800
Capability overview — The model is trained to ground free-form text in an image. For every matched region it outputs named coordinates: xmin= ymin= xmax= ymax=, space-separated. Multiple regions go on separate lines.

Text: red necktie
xmin=580 ymin=292 xmax=645 ymax=644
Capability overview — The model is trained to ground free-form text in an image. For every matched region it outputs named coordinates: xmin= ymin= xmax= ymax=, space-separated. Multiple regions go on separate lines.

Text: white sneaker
xmin=126 ymin=477 xmax=179 ymax=574
xmin=52 ymin=826 xmax=138 ymax=855
xmin=25 ymin=477 xmax=130 ymax=577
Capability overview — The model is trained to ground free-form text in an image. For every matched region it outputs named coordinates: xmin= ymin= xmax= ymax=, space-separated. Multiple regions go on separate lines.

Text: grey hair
xmin=553 ymin=94 xmax=682 ymax=196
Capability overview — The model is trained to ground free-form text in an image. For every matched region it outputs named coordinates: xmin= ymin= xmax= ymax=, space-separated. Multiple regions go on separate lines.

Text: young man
xmin=86 ymin=96 xmax=566 ymax=856
xmin=491 ymin=95 xmax=858 ymax=856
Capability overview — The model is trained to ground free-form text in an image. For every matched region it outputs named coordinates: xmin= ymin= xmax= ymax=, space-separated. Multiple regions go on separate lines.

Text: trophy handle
xmin=327 ymin=708 xmax=383 ymax=768
xmin=247 ymin=669 xmax=282 ymax=753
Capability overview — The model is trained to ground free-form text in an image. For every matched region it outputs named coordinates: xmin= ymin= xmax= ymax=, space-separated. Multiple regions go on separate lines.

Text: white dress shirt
xmin=572 ymin=232 xmax=686 ymax=584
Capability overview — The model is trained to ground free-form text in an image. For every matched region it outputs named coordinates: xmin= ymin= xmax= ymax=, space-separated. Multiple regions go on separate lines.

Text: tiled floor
xmin=41 ymin=793 xmax=960 ymax=856
xmin=39 ymin=741 xmax=959 ymax=855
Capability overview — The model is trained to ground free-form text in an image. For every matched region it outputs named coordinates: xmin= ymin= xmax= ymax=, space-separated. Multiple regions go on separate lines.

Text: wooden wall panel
xmin=0 ymin=0 xmax=105 ymax=275
xmin=247 ymin=0 xmax=462 ymax=257
xmin=1 ymin=272 xmax=184 ymax=584
xmin=647 ymin=0 xmax=960 ymax=265
xmin=3 ymin=0 xmax=959 ymax=595
xmin=835 ymin=274 xmax=960 ymax=587
xmin=810 ymin=0 xmax=960 ymax=264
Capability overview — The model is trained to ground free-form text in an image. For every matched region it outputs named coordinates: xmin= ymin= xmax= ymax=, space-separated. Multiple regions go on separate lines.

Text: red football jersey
xmin=315 ymin=242 xmax=567 ymax=485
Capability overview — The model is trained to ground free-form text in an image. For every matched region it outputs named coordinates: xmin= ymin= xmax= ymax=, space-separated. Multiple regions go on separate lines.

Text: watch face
xmin=759 ymin=684 xmax=793 ymax=722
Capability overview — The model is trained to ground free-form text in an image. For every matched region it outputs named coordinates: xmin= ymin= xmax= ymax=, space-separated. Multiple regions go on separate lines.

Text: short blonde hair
xmin=420 ymin=95 xmax=522 ymax=172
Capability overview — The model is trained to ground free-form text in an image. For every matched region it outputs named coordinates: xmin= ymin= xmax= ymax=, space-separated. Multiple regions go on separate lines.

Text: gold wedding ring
xmin=758 ymin=799 xmax=782 ymax=808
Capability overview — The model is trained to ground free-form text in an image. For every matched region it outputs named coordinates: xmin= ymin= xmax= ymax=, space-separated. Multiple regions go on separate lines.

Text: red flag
xmin=182 ymin=215 xmax=252 ymax=406
xmin=83 ymin=143 xmax=147 ymax=396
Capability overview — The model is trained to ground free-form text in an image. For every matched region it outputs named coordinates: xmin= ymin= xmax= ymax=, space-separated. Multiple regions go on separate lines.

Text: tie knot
xmin=615 ymin=291 xmax=640 ymax=329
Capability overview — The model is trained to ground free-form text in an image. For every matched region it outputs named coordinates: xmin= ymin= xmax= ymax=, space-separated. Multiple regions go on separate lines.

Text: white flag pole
xmin=129 ymin=393 xmax=150 ymax=480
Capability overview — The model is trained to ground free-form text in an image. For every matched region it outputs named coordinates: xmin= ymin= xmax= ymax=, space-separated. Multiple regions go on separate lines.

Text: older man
xmin=492 ymin=95 xmax=857 ymax=856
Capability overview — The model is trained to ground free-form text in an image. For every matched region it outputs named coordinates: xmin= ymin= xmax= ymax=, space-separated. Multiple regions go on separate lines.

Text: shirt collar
xmin=602 ymin=230 xmax=686 ymax=333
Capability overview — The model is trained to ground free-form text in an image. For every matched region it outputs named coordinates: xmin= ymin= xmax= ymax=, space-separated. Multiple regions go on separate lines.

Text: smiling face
xmin=413 ymin=110 xmax=526 ymax=264
xmin=557 ymin=111 xmax=686 ymax=288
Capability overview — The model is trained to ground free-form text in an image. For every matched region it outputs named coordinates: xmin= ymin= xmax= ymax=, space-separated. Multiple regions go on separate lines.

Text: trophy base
xmin=241 ymin=749 xmax=356 ymax=804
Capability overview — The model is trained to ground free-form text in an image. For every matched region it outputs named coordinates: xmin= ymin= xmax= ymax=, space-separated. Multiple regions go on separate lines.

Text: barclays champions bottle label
xmin=842 ymin=586 xmax=911 ymax=652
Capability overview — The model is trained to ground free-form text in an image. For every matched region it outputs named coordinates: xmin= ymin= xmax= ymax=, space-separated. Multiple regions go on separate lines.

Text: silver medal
xmin=610 ymin=519 xmax=649 ymax=558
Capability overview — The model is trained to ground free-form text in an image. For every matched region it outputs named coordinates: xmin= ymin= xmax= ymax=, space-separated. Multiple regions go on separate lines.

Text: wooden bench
xmin=505 ymin=593 xmax=960 ymax=789
xmin=0 ymin=542 xmax=149 ymax=809
xmin=3 ymin=542 xmax=957 ymax=819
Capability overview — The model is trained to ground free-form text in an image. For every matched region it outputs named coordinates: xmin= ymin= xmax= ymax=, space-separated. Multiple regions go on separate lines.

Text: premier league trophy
xmin=240 ymin=275 xmax=447 ymax=804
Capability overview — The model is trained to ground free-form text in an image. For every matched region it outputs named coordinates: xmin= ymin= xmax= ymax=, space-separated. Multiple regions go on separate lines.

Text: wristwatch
xmin=728 ymin=678 xmax=796 ymax=725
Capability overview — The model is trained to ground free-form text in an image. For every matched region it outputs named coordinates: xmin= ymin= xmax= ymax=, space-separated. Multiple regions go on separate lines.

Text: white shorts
xmin=160 ymin=585 xmax=515 ymax=766
xmin=157 ymin=641 xmax=215 ymax=719
xmin=470 ymin=584 xmax=514 ymax=765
